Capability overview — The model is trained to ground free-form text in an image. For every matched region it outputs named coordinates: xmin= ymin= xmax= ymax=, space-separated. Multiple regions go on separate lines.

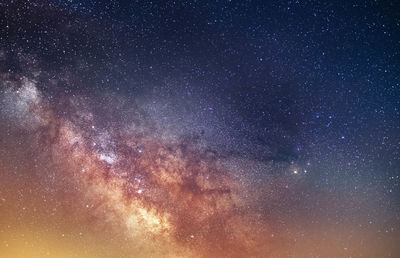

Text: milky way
xmin=1 ymin=69 xmax=278 ymax=257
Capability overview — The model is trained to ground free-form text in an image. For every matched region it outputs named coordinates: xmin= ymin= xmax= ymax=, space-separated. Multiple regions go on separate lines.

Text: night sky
xmin=0 ymin=1 xmax=399 ymax=257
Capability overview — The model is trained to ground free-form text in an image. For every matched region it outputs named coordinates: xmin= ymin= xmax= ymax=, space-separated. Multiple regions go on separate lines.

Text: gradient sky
xmin=0 ymin=1 xmax=399 ymax=257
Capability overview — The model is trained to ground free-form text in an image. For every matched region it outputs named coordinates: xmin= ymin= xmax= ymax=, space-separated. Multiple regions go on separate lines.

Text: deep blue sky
xmin=0 ymin=1 xmax=399 ymax=257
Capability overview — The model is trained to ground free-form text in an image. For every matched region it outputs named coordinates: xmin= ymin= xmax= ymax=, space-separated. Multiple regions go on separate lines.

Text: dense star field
xmin=0 ymin=1 xmax=399 ymax=257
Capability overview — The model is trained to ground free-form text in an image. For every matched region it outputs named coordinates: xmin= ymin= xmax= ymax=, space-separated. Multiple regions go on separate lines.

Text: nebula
xmin=1 ymin=73 xmax=278 ymax=257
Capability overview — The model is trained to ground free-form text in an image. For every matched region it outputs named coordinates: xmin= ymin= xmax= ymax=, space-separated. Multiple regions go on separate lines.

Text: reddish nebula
xmin=1 ymin=81 xmax=277 ymax=257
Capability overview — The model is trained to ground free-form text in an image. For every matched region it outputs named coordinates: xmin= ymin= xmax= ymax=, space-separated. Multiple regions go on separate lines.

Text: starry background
xmin=0 ymin=0 xmax=399 ymax=257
